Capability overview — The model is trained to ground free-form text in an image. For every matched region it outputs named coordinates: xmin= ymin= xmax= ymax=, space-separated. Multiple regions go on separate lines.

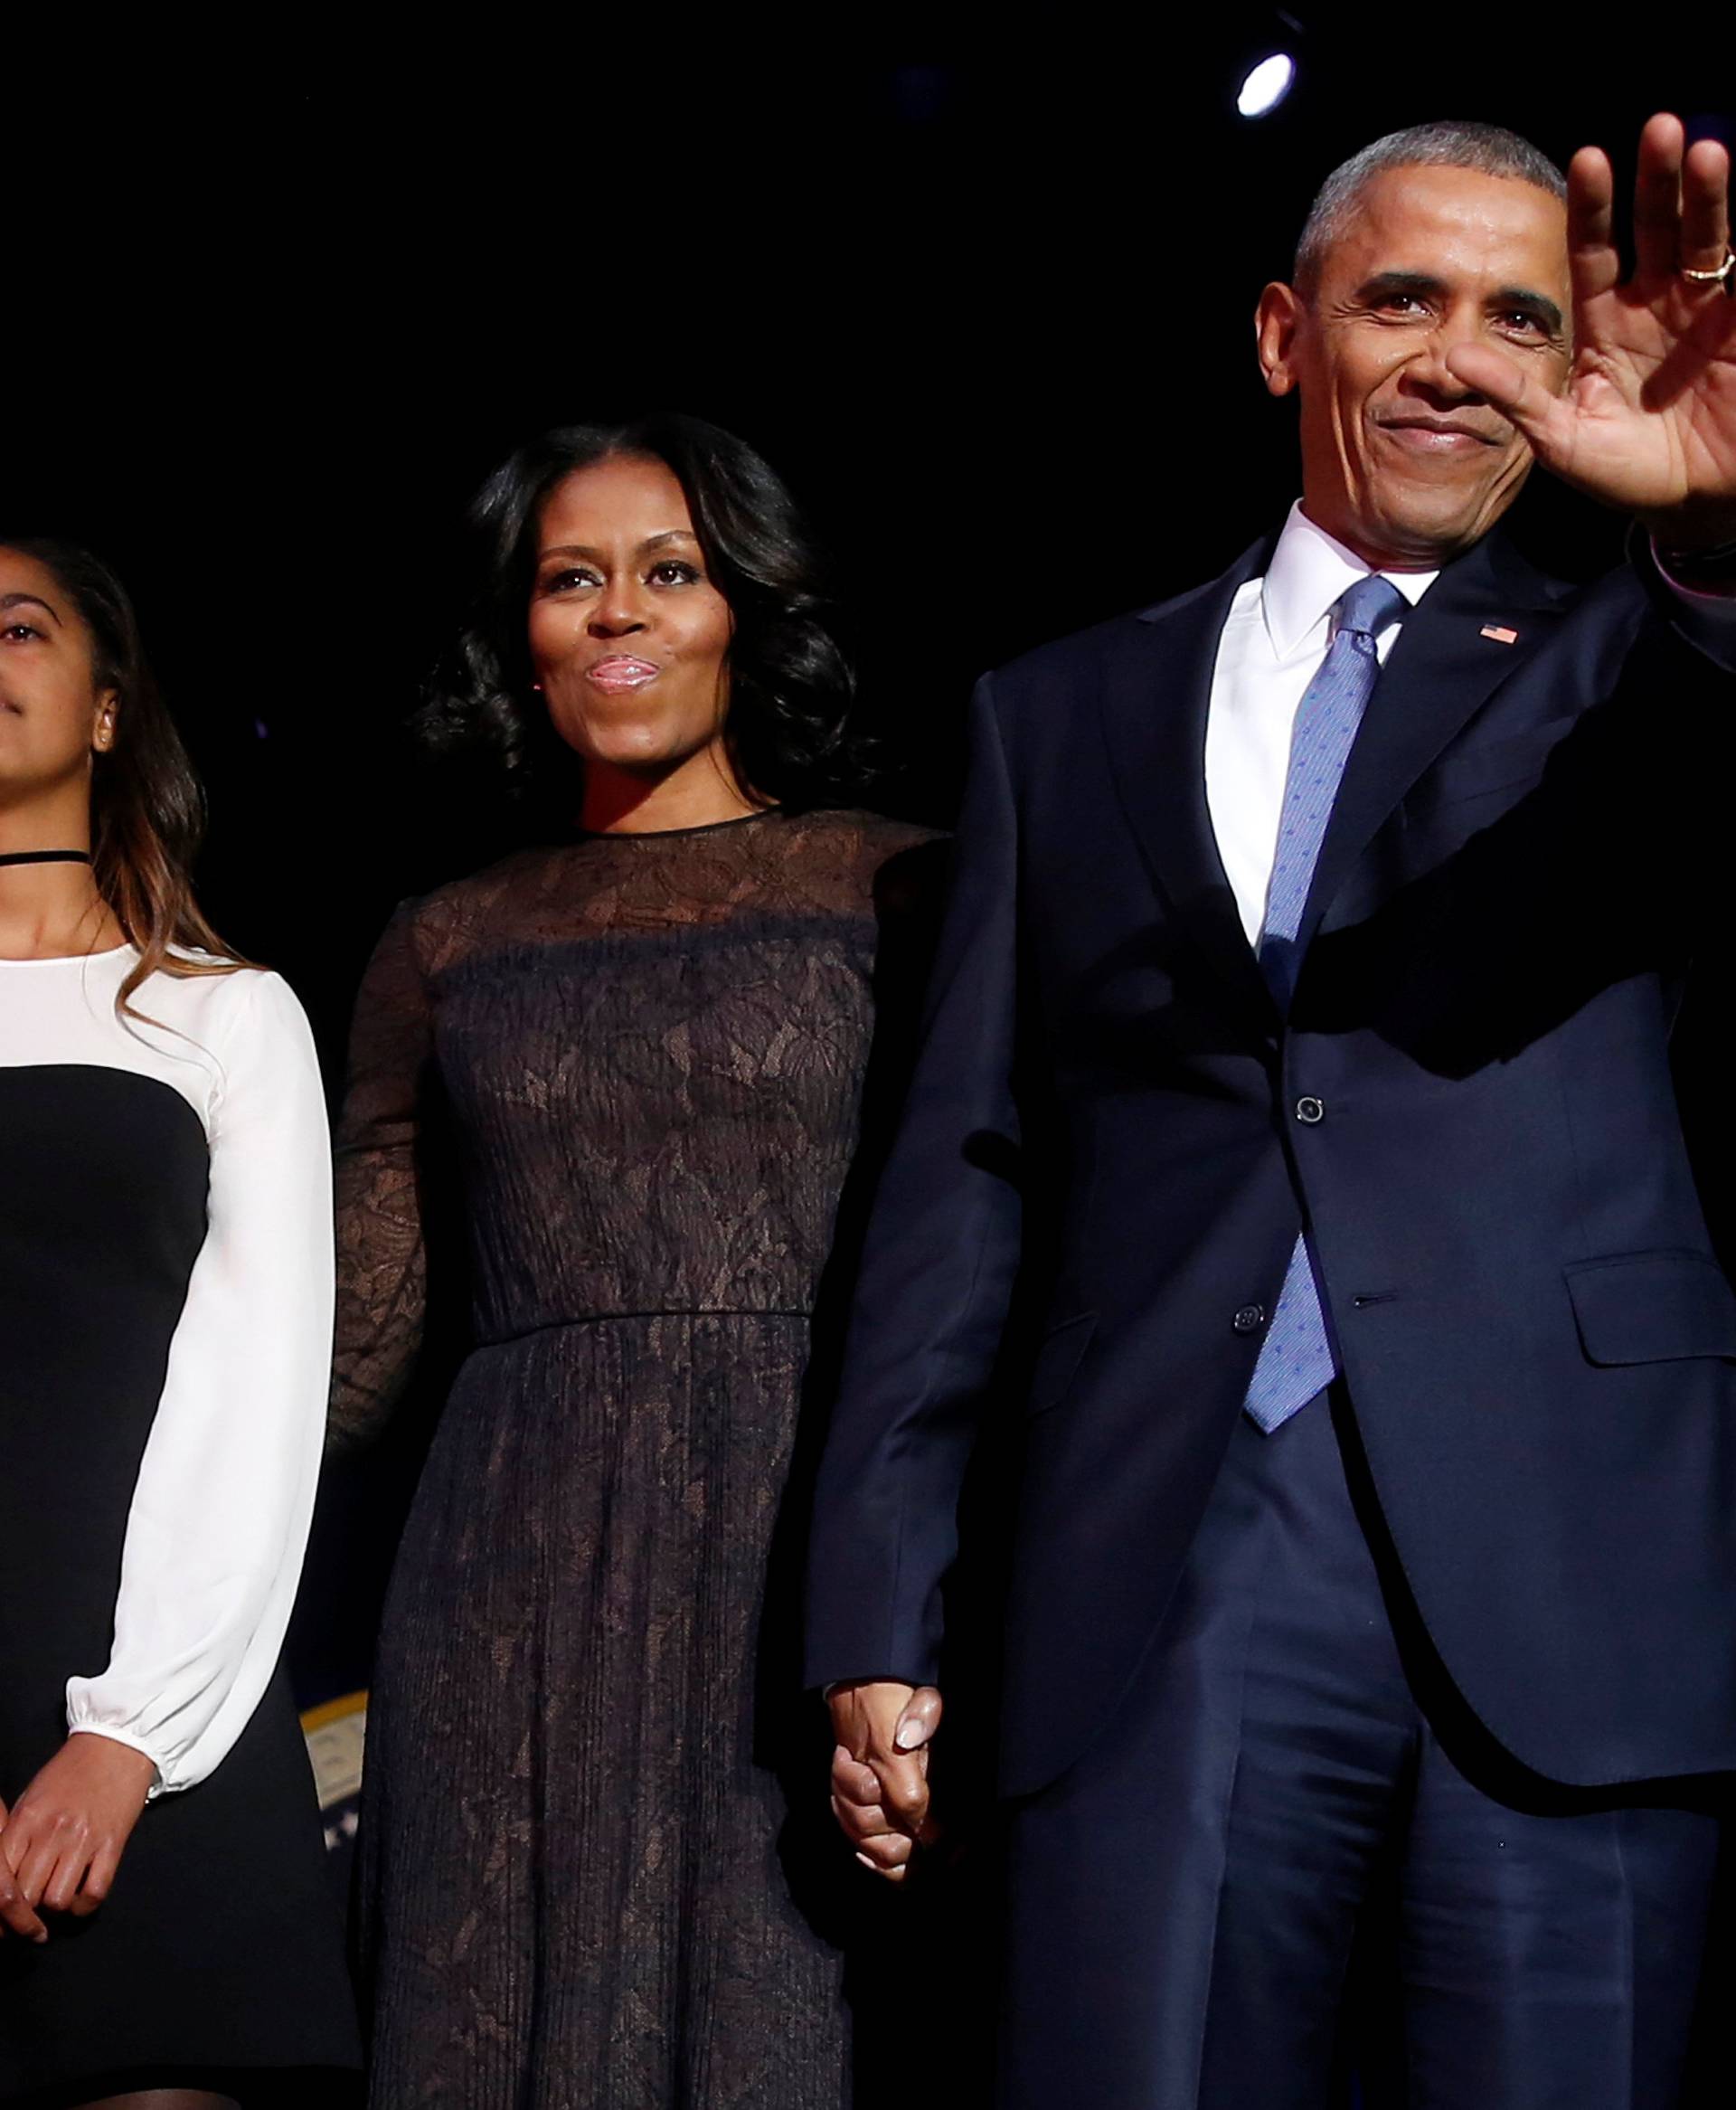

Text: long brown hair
xmin=4 ymin=536 xmax=248 ymax=1014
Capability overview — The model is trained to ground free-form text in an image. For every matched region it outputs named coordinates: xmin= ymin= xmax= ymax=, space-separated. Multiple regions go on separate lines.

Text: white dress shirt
xmin=0 ymin=948 xmax=333 ymax=1796
xmin=1203 ymin=500 xmax=1736 ymax=949
xmin=1204 ymin=503 xmax=1435 ymax=947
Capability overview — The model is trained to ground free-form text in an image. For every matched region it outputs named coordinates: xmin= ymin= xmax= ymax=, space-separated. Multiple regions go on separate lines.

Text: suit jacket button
xmin=1233 ymin=1304 xmax=1267 ymax=1336
xmin=1295 ymin=1096 xmax=1325 ymax=1124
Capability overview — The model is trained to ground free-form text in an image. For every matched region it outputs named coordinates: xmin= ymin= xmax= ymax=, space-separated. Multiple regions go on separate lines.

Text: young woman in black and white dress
xmin=0 ymin=537 xmax=359 ymax=2107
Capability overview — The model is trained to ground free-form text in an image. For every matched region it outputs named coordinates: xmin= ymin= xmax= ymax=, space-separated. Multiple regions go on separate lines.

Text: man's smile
xmin=1373 ymin=413 xmax=1507 ymax=454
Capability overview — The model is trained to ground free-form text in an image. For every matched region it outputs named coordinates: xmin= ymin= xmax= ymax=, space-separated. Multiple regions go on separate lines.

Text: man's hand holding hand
xmin=827 ymin=1679 xmax=943 ymax=1883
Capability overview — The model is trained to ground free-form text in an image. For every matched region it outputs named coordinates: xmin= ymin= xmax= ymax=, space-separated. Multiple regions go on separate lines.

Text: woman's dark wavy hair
xmin=417 ymin=412 xmax=871 ymax=819
xmin=2 ymin=535 xmax=245 ymax=1017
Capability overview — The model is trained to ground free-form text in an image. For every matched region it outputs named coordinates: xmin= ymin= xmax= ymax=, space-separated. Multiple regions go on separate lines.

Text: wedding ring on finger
xmin=1681 ymin=248 xmax=1735 ymax=284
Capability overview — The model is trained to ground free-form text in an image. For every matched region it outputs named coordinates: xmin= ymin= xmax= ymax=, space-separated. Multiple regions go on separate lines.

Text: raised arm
xmin=1446 ymin=114 xmax=1736 ymax=574
xmin=806 ymin=678 xmax=1024 ymax=1875
xmin=329 ymin=903 xmax=436 ymax=1453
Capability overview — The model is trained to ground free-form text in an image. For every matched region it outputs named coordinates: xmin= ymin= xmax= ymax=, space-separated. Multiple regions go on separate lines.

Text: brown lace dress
xmin=331 ymin=808 xmax=942 ymax=2110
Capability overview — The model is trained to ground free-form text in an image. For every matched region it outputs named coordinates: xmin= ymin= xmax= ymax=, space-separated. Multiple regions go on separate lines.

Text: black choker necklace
xmin=0 ymin=850 xmax=94 ymax=868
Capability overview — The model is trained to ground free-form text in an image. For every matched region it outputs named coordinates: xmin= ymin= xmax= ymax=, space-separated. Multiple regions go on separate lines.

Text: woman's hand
xmin=0 ymin=1735 xmax=156 ymax=1925
xmin=0 ymin=1797 xmax=47 ymax=1943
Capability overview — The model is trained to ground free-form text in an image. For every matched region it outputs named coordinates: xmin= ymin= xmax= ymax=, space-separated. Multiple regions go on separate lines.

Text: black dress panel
xmin=333 ymin=809 xmax=941 ymax=2109
xmin=0 ymin=1070 xmax=211 ymax=1773
xmin=0 ymin=1062 xmax=358 ymax=2102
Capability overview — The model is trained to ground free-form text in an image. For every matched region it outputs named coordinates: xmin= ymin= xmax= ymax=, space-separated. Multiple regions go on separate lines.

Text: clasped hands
xmin=827 ymin=1679 xmax=943 ymax=1882
xmin=0 ymin=1735 xmax=156 ymax=1942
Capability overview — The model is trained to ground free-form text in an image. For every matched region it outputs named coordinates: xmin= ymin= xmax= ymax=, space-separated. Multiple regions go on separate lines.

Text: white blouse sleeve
xmin=64 ymin=970 xmax=335 ymax=1796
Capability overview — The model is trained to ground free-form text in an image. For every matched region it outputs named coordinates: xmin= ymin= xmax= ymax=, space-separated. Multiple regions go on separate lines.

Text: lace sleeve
xmin=329 ymin=904 xmax=433 ymax=1452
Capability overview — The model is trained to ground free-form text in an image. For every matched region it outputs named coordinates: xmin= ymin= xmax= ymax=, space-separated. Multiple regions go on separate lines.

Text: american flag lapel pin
xmin=1480 ymin=623 xmax=1519 ymax=645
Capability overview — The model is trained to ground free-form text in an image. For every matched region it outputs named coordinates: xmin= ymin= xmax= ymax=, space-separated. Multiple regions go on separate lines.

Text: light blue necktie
xmin=1242 ymin=572 xmax=1405 ymax=1434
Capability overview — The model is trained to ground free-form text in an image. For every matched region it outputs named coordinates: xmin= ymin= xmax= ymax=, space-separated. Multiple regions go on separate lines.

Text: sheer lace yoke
xmin=331 ymin=809 xmax=940 ymax=1447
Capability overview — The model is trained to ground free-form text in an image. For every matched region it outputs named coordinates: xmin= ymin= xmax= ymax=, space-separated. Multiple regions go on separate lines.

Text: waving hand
xmin=1447 ymin=113 xmax=1736 ymax=547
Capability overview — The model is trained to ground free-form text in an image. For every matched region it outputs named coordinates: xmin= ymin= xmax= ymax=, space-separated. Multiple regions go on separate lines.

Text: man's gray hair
xmin=1294 ymin=121 xmax=1567 ymax=291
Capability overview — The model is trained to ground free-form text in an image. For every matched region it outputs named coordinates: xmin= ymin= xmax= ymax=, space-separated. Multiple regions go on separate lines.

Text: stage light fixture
xmin=1236 ymin=52 xmax=1296 ymax=118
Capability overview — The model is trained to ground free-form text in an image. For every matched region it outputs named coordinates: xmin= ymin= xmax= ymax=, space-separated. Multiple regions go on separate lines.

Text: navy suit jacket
xmin=805 ymin=525 xmax=1736 ymax=1800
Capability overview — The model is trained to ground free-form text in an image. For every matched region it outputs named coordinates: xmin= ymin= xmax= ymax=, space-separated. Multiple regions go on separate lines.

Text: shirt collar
xmin=1260 ymin=500 xmax=1438 ymax=661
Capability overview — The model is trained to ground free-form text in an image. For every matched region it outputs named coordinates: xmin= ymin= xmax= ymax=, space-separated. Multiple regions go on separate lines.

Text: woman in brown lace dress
xmin=330 ymin=418 xmax=940 ymax=2108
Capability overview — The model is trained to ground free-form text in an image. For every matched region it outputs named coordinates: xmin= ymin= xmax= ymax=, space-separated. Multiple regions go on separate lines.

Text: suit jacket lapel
xmin=1098 ymin=535 xmax=1278 ymax=1034
xmin=1300 ymin=528 xmax=1575 ymax=951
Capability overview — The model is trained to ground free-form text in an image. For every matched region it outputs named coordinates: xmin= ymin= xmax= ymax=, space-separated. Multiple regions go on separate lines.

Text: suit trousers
xmin=1002 ymin=1391 xmax=1727 ymax=2109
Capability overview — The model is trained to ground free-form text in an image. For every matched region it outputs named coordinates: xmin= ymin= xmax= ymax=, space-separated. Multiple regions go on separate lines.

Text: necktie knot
xmin=1332 ymin=572 xmax=1406 ymax=647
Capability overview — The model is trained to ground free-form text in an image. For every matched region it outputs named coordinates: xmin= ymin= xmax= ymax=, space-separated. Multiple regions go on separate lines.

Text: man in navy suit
xmin=806 ymin=115 xmax=1736 ymax=2106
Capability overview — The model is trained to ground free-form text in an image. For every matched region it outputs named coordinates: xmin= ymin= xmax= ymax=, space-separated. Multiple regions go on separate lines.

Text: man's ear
xmin=1256 ymin=280 xmax=1304 ymax=398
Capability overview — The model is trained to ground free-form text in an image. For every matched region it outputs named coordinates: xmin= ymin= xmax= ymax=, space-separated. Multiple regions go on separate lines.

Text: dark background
xmin=12 ymin=21 xmax=1733 ymax=1707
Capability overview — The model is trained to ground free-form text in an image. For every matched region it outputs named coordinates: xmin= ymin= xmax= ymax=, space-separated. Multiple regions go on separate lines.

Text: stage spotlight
xmin=1236 ymin=52 xmax=1296 ymax=118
